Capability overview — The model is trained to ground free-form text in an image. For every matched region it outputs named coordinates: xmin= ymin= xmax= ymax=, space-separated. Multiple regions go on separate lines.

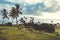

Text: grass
xmin=0 ymin=26 xmax=60 ymax=40
xmin=55 ymin=27 xmax=60 ymax=34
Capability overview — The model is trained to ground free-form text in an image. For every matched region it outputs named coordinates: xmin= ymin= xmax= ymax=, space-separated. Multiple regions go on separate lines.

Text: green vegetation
xmin=0 ymin=26 xmax=60 ymax=40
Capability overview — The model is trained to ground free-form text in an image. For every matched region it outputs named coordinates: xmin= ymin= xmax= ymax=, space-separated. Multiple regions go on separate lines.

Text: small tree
xmin=30 ymin=17 xmax=34 ymax=24
xmin=51 ymin=21 xmax=53 ymax=24
xmin=20 ymin=17 xmax=26 ymax=24
xmin=2 ymin=9 xmax=9 ymax=24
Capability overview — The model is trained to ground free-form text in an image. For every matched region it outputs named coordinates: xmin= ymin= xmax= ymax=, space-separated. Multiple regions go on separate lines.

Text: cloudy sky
xmin=0 ymin=0 xmax=60 ymax=23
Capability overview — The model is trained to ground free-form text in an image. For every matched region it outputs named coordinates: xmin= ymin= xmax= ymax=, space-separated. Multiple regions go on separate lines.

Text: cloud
xmin=44 ymin=0 xmax=55 ymax=7
xmin=40 ymin=11 xmax=60 ymax=19
xmin=18 ymin=11 xmax=60 ymax=23
xmin=6 ymin=0 xmax=43 ymax=5
xmin=0 ymin=4 xmax=15 ymax=11
xmin=55 ymin=0 xmax=60 ymax=5
xmin=6 ymin=0 xmax=59 ymax=6
xmin=6 ymin=0 xmax=60 ymax=12
xmin=1 ymin=0 xmax=60 ymax=19
xmin=19 ymin=10 xmax=60 ymax=19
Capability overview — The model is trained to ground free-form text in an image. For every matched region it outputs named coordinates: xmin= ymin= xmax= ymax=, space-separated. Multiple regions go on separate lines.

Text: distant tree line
xmin=19 ymin=17 xmax=55 ymax=33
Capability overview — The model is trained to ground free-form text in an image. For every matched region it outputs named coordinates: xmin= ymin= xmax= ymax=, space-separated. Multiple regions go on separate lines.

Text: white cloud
xmin=19 ymin=10 xmax=60 ymax=19
xmin=43 ymin=0 xmax=57 ymax=7
xmin=55 ymin=0 xmax=60 ymax=5
xmin=40 ymin=11 xmax=60 ymax=19
xmin=24 ymin=0 xmax=43 ymax=5
xmin=18 ymin=12 xmax=60 ymax=23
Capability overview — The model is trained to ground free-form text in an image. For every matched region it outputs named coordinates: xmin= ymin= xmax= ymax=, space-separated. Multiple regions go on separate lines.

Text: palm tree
xmin=2 ymin=9 xmax=9 ymax=25
xmin=10 ymin=4 xmax=22 ymax=26
xmin=10 ymin=7 xmax=16 ymax=24
xmin=15 ymin=4 xmax=22 ymax=26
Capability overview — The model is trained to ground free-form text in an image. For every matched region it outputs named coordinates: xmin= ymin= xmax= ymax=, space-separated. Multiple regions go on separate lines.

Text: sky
xmin=0 ymin=0 xmax=60 ymax=24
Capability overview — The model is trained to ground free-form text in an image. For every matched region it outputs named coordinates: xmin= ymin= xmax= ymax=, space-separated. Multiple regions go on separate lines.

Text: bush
xmin=40 ymin=23 xmax=55 ymax=33
xmin=4 ymin=22 xmax=12 ymax=26
xmin=33 ymin=23 xmax=55 ymax=33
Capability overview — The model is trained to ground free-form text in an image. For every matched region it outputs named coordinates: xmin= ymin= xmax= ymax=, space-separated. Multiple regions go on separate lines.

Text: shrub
xmin=33 ymin=23 xmax=55 ymax=33
xmin=40 ymin=23 xmax=55 ymax=33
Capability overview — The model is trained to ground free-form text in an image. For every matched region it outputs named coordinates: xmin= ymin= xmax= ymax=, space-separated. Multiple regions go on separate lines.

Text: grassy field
xmin=0 ymin=26 xmax=60 ymax=40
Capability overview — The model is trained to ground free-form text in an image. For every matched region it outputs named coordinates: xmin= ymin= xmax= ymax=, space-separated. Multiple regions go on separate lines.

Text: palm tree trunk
xmin=16 ymin=17 xmax=18 ymax=27
xmin=12 ymin=18 xmax=13 ymax=26
xmin=2 ymin=18 xmax=4 ymax=25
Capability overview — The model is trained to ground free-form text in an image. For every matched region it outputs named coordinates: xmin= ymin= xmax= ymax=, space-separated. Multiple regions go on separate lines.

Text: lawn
xmin=0 ymin=26 xmax=60 ymax=40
